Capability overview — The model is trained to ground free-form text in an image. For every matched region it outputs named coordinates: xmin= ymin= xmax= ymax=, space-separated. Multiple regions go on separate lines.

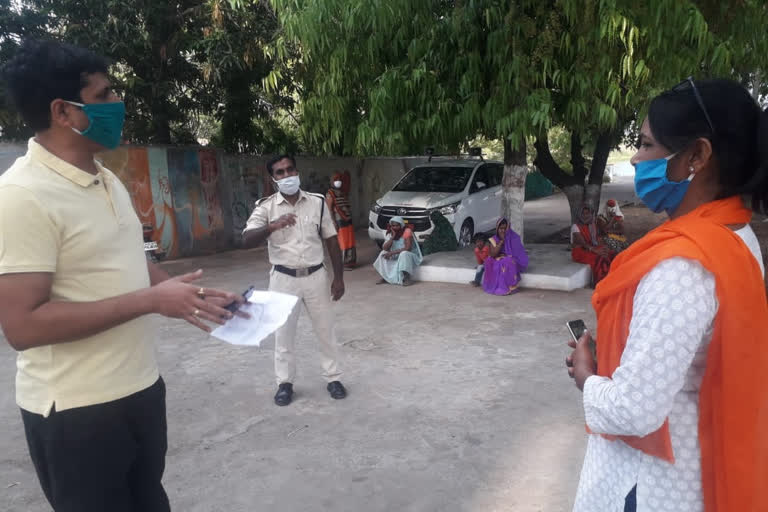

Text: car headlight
xmin=371 ymin=201 xmax=382 ymax=214
xmin=439 ymin=202 xmax=461 ymax=215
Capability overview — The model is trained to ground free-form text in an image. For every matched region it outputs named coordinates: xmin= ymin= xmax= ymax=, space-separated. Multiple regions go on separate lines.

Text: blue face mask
xmin=67 ymin=101 xmax=126 ymax=150
xmin=633 ymin=154 xmax=694 ymax=215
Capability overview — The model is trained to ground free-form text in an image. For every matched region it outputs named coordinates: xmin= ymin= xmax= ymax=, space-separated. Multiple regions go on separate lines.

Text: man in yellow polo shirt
xmin=0 ymin=40 xmax=243 ymax=512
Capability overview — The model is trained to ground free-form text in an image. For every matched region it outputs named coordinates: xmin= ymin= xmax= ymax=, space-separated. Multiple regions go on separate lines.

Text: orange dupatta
xmin=591 ymin=196 xmax=768 ymax=512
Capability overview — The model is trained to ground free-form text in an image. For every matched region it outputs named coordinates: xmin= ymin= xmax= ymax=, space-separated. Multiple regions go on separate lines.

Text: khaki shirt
xmin=244 ymin=190 xmax=337 ymax=267
xmin=0 ymin=139 xmax=158 ymax=416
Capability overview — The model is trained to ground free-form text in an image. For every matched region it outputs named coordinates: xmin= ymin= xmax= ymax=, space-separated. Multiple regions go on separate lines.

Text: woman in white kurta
xmin=567 ymin=78 xmax=768 ymax=512
xmin=373 ymin=216 xmax=423 ymax=286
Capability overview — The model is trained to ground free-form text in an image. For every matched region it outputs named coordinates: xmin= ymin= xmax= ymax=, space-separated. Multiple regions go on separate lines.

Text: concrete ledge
xmin=412 ymin=244 xmax=591 ymax=291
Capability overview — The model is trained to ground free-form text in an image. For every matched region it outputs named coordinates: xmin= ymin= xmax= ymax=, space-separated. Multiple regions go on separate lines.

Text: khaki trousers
xmin=268 ymin=267 xmax=341 ymax=385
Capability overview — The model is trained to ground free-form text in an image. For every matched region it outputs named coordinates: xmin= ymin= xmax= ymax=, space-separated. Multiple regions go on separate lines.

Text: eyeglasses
xmin=672 ymin=76 xmax=716 ymax=134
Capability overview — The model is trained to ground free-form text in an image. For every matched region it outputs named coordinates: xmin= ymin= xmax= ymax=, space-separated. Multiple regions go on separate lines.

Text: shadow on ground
xmin=1 ymin=237 xmax=596 ymax=512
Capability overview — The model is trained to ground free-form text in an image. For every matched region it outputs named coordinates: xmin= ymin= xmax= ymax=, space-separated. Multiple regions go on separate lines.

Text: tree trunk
xmin=151 ymin=97 xmax=173 ymax=144
xmin=533 ymin=134 xmax=581 ymax=188
xmin=148 ymin=5 xmax=177 ymax=145
xmin=749 ymin=72 xmax=762 ymax=102
xmin=501 ymin=136 xmax=527 ymax=241
xmin=534 ymin=129 xmax=616 ymax=225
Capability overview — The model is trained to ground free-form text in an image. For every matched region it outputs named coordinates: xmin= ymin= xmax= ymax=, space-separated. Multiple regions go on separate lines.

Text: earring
xmin=689 ymin=166 xmax=695 ymax=173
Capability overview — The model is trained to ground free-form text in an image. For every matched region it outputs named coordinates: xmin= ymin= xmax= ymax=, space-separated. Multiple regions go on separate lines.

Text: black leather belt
xmin=274 ymin=264 xmax=324 ymax=277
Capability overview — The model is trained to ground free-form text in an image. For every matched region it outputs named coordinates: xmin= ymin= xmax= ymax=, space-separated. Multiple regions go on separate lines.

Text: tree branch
xmin=533 ymin=134 xmax=579 ymax=188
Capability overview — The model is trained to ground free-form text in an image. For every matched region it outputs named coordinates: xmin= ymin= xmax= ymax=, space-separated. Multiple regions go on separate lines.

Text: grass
xmin=607 ymin=148 xmax=634 ymax=165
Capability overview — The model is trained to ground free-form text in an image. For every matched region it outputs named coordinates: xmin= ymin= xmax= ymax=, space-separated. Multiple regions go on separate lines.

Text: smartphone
xmin=566 ymin=319 xmax=587 ymax=342
xmin=567 ymin=319 xmax=597 ymax=360
xmin=225 ymin=286 xmax=255 ymax=313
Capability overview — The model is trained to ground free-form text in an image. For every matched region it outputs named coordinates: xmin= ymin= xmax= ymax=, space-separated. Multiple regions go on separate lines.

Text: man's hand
xmin=149 ymin=270 xmax=241 ymax=332
xmin=205 ymin=295 xmax=250 ymax=319
xmin=565 ymin=331 xmax=597 ymax=391
xmin=331 ymin=278 xmax=345 ymax=301
xmin=269 ymin=214 xmax=297 ymax=233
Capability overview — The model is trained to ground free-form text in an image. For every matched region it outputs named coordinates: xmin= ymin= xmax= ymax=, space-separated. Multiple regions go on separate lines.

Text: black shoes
xmin=274 ymin=381 xmax=347 ymax=405
xmin=274 ymin=383 xmax=293 ymax=406
xmin=327 ymin=381 xmax=347 ymax=399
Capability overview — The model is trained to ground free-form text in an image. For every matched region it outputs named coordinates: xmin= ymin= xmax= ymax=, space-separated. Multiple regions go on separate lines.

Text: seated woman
xmin=421 ymin=210 xmax=458 ymax=256
xmin=373 ymin=216 xmax=423 ymax=286
xmin=571 ymin=205 xmax=614 ymax=285
xmin=597 ymin=199 xmax=629 ymax=254
xmin=483 ymin=218 xmax=529 ymax=295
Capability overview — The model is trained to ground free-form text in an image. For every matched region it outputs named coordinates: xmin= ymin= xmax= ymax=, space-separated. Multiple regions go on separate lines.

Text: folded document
xmin=211 ymin=290 xmax=298 ymax=346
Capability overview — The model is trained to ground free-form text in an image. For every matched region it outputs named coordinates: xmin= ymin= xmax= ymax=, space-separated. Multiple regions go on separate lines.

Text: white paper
xmin=211 ymin=290 xmax=299 ymax=346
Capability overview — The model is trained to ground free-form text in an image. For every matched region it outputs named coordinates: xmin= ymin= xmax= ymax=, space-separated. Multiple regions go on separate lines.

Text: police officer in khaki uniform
xmin=243 ymin=155 xmax=347 ymax=406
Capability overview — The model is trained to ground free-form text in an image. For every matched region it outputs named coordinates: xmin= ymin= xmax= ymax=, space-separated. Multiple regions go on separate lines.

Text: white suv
xmin=368 ymin=159 xmax=504 ymax=247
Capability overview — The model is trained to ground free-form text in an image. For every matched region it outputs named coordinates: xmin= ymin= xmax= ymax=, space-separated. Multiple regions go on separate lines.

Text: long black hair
xmin=648 ymin=78 xmax=768 ymax=213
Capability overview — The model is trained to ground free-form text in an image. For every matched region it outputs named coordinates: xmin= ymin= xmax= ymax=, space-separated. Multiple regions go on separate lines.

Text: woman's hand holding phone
xmin=566 ymin=320 xmax=597 ymax=391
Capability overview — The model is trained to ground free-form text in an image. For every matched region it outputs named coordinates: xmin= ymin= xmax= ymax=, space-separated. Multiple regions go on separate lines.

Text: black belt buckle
xmin=275 ymin=264 xmax=322 ymax=277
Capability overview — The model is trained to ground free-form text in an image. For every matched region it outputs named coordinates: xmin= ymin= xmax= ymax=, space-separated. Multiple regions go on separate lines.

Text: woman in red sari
xmin=326 ymin=172 xmax=356 ymax=268
xmin=571 ymin=205 xmax=613 ymax=285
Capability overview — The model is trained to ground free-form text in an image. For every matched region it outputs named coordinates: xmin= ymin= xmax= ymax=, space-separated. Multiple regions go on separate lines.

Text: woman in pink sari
xmin=483 ymin=218 xmax=529 ymax=295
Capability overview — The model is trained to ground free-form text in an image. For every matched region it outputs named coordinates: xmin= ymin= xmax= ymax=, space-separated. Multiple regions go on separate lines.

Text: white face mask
xmin=333 ymin=180 xmax=343 ymax=189
xmin=275 ymin=175 xmax=300 ymax=196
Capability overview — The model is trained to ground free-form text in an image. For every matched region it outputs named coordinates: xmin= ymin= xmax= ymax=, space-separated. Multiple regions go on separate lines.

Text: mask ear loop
xmin=664 ymin=152 xmax=695 ymax=182
xmin=64 ymin=100 xmax=89 ymax=135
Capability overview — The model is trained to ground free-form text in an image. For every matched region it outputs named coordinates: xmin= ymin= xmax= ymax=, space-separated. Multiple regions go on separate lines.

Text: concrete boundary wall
xmin=0 ymin=142 xmax=431 ymax=258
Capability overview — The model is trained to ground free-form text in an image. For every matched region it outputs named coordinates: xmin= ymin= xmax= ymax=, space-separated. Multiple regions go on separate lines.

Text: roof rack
xmin=425 ymin=146 xmax=484 ymax=162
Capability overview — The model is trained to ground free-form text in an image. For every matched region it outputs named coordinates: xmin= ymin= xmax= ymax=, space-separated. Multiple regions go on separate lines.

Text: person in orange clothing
xmin=470 ymin=234 xmax=489 ymax=287
xmin=326 ymin=172 xmax=356 ymax=269
xmin=570 ymin=204 xmax=614 ymax=286
xmin=566 ymin=78 xmax=768 ymax=512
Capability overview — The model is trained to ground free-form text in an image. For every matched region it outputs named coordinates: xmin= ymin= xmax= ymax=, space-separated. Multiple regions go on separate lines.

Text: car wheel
xmin=458 ymin=219 xmax=474 ymax=247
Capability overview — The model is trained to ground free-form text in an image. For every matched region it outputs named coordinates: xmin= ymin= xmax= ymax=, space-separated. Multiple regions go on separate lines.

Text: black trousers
xmin=624 ymin=486 xmax=637 ymax=512
xmin=21 ymin=377 xmax=170 ymax=512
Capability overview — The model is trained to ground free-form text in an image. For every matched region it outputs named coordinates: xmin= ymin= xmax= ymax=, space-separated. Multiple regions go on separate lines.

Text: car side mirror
xmin=476 ymin=181 xmax=487 ymax=190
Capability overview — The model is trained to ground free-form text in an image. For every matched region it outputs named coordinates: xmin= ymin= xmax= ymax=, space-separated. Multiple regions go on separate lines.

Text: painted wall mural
xmin=2 ymin=143 xmax=413 ymax=259
xmin=221 ymin=154 xmax=250 ymax=238
xmin=147 ymin=147 xmax=178 ymax=258
xmin=56 ymin=147 xmax=394 ymax=260
xmin=97 ymin=146 xmax=247 ymax=259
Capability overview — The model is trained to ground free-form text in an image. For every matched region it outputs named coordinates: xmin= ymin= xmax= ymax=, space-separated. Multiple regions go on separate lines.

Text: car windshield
xmin=393 ymin=166 xmax=474 ymax=193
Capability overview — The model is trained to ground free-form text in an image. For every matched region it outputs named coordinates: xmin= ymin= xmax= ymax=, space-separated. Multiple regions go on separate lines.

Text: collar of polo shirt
xmin=28 ymin=138 xmax=104 ymax=188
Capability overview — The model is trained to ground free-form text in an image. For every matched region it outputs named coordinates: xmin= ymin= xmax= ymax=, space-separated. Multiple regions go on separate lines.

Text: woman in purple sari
xmin=482 ymin=218 xmax=529 ymax=295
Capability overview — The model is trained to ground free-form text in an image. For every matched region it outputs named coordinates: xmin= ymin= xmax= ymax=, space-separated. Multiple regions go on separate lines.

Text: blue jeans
xmin=474 ymin=264 xmax=485 ymax=284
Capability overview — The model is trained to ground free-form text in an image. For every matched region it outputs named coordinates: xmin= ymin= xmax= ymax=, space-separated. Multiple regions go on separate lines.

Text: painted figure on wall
xmin=199 ymin=150 xmax=224 ymax=232
xmin=147 ymin=148 xmax=179 ymax=258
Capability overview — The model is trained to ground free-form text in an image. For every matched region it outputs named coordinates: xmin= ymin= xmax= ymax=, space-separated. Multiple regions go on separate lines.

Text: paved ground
xmin=0 ymin=239 xmax=596 ymax=512
xmin=523 ymin=178 xmax=637 ymax=241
